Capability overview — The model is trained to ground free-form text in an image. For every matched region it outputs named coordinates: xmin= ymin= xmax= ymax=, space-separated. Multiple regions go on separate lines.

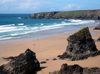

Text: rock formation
xmin=50 ymin=63 xmax=100 ymax=74
xmin=0 ymin=48 xmax=40 ymax=74
xmin=59 ymin=27 xmax=99 ymax=61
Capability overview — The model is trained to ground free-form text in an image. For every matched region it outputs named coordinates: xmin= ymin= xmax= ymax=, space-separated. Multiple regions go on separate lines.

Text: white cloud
xmin=0 ymin=0 xmax=50 ymax=12
xmin=62 ymin=4 xmax=81 ymax=10
xmin=63 ymin=4 xmax=74 ymax=9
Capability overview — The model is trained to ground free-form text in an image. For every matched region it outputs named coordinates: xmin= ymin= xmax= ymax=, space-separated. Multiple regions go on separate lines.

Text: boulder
xmin=0 ymin=48 xmax=40 ymax=74
xmin=59 ymin=27 xmax=99 ymax=60
xmin=94 ymin=25 xmax=100 ymax=30
xmin=50 ymin=63 xmax=100 ymax=74
xmin=83 ymin=67 xmax=100 ymax=74
xmin=97 ymin=37 xmax=100 ymax=41
xmin=50 ymin=63 xmax=83 ymax=74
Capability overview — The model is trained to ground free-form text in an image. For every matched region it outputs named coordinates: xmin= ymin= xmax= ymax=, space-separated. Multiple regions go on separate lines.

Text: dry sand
xmin=0 ymin=27 xmax=100 ymax=74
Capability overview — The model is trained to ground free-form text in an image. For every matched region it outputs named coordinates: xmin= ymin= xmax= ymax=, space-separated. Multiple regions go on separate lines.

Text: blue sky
xmin=0 ymin=0 xmax=100 ymax=14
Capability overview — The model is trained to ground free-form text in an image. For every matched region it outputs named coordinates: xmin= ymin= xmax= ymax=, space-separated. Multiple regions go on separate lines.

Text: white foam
xmin=10 ymin=34 xmax=19 ymax=36
xmin=10 ymin=30 xmax=37 ymax=37
xmin=0 ymin=35 xmax=9 ymax=38
xmin=31 ymin=27 xmax=38 ymax=30
xmin=18 ymin=23 xmax=24 ymax=25
xmin=0 ymin=28 xmax=24 ymax=33
xmin=36 ymin=20 xmax=95 ymax=31
xmin=41 ymin=23 xmax=44 ymax=25
xmin=71 ymin=19 xmax=82 ymax=22
xmin=0 ymin=37 xmax=13 ymax=40
xmin=0 ymin=26 xmax=16 ymax=30
xmin=0 ymin=24 xmax=15 ymax=27
xmin=18 ymin=17 xmax=21 ymax=19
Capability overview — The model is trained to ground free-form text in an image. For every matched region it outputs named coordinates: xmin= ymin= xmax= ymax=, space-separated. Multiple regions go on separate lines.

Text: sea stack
xmin=0 ymin=48 xmax=40 ymax=74
xmin=59 ymin=27 xmax=99 ymax=61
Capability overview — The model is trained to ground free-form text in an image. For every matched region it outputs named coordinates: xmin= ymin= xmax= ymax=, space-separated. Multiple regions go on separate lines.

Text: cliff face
xmin=30 ymin=10 xmax=100 ymax=20
xmin=30 ymin=12 xmax=58 ymax=19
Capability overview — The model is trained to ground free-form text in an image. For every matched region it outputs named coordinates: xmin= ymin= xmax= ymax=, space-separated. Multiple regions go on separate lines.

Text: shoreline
xmin=0 ymin=26 xmax=100 ymax=74
xmin=0 ymin=24 xmax=98 ymax=44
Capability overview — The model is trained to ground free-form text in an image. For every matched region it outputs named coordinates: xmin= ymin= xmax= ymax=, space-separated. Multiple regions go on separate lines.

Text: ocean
xmin=0 ymin=14 xmax=100 ymax=43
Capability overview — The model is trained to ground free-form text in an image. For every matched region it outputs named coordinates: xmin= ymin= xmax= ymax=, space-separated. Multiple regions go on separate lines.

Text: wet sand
xmin=0 ymin=27 xmax=100 ymax=74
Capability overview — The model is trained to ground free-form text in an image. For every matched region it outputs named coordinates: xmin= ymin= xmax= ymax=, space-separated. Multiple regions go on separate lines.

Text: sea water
xmin=0 ymin=14 xmax=100 ymax=43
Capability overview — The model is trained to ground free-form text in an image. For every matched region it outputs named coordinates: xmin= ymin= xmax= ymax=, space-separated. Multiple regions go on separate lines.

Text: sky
xmin=0 ymin=0 xmax=100 ymax=14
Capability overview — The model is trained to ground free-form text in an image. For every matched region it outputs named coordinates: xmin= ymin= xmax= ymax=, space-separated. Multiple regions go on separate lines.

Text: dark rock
xmin=83 ymin=67 xmax=100 ymax=74
xmin=40 ymin=61 xmax=47 ymax=64
xmin=97 ymin=37 xmax=100 ymax=41
xmin=50 ymin=63 xmax=83 ymax=74
xmin=0 ymin=48 xmax=40 ymax=74
xmin=21 ymin=17 xmax=30 ymax=19
xmin=57 ymin=55 xmax=62 ymax=57
xmin=49 ymin=71 xmax=59 ymax=74
xmin=53 ymin=58 xmax=57 ymax=60
xmin=59 ymin=27 xmax=99 ymax=61
xmin=46 ymin=59 xmax=49 ymax=61
xmin=50 ymin=63 xmax=100 ymax=74
xmin=30 ymin=12 xmax=58 ymax=19
xmin=3 ymin=57 xmax=14 ymax=61
xmin=94 ymin=25 xmax=100 ymax=30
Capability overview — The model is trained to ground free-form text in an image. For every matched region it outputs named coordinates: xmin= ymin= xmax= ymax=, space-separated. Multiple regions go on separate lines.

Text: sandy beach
xmin=0 ymin=26 xmax=100 ymax=74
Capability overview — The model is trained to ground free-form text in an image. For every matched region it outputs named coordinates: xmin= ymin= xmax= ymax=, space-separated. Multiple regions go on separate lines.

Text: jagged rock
xmin=50 ymin=63 xmax=100 ymax=74
xmin=59 ymin=27 xmax=99 ymax=61
xmin=0 ymin=48 xmax=40 ymax=74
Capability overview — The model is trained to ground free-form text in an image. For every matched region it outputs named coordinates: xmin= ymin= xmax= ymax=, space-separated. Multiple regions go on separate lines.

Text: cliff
xmin=30 ymin=10 xmax=100 ymax=20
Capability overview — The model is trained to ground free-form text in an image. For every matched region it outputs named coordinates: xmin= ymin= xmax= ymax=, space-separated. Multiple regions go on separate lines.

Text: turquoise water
xmin=0 ymin=14 xmax=100 ymax=41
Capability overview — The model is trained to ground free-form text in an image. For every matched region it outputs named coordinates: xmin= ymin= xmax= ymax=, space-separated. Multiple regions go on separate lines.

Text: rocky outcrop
xmin=50 ymin=63 xmax=100 ymax=74
xmin=59 ymin=27 xmax=99 ymax=61
xmin=0 ymin=48 xmax=40 ymax=74
xmin=27 ymin=10 xmax=100 ymax=20
xmin=30 ymin=12 xmax=58 ymax=19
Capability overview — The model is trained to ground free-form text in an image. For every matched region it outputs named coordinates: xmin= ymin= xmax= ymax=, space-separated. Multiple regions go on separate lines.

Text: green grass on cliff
xmin=54 ymin=10 xmax=86 ymax=17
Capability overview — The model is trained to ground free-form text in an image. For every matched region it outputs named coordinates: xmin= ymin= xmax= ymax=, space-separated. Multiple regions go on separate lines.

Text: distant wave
xmin=0 ymin=24 xmax=15 ymax=27
xmin=41 ymin=23 xmax=44 ymax=25
xmin=10 ymin=31 xmax=35 ymax=36
xmin=18 ymin=23 xmax=24 ymax=25
xmin=0 ymin=37 xmax=20 ymax=40
xmin=52 ymin=20 xmax=95 ymax=26
xmin=0 ymin=25 xmax=28 ymax=33
xmin=70 ymin=19 xmax=82 ymax=22
xmin=0 ymin=37 xmax=13 ymax=40
xmin=18 ymin=17 xmax=21 ymax=19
